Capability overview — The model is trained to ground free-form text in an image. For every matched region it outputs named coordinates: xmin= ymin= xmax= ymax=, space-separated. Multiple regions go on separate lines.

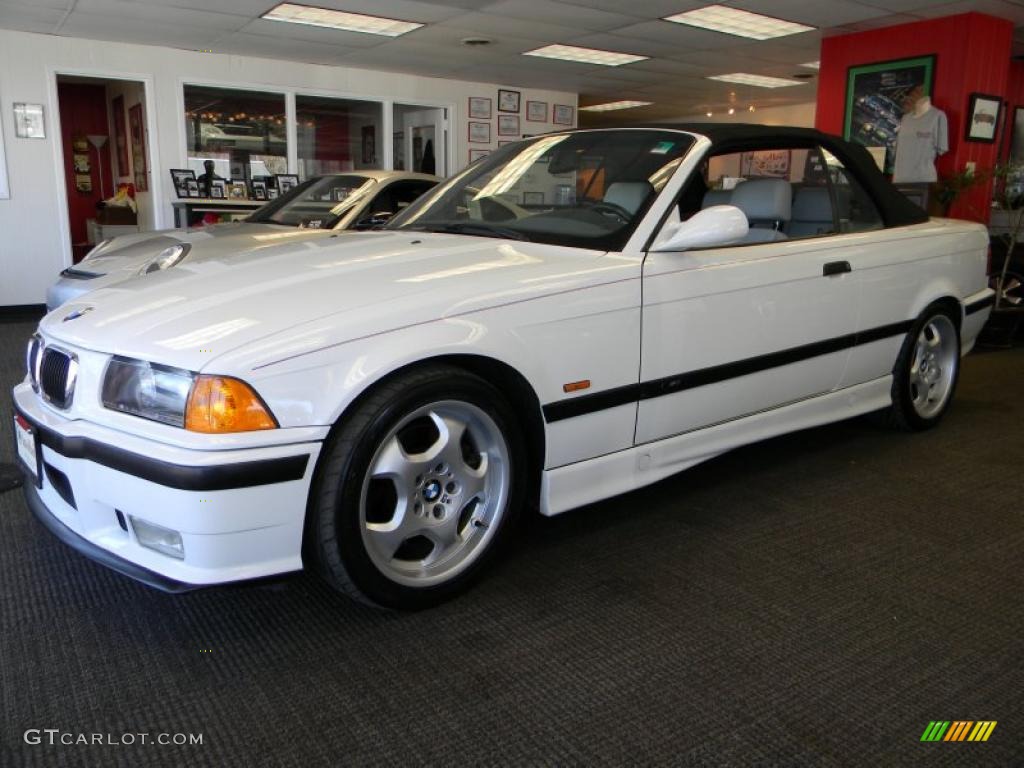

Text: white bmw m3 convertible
xmin=13 ymin=125 xmax=994 ymax=608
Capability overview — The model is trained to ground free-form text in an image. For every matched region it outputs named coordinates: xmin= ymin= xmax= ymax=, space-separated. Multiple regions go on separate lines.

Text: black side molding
xmin=964 ymin=294 xmax=995 ymax=316
xmin=15 ymin=407 xmax=309 ymax=491
xmin=823 ymin=260 xmax=852 ymax=277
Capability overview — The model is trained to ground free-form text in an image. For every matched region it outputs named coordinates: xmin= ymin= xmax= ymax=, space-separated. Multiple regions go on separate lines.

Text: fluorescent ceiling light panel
xmin=801 ymin=60 xmax=820 ymax=69
xmin=579 ymin=101 xmax=653 ymax=112
xmin=523 ymin=44 xmax=648 ymax=67
xmin=261 ymin=3 xmax=423 ymax=37
xmin=707 ymin=72 xmax=806 ymax=88
xmin=663 ymin=5 xmax=814 ymax=40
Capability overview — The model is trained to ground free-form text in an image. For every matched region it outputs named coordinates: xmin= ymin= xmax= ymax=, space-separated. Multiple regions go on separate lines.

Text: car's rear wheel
xmin=885 ymin=305 xmax=961 ymax=431
xmin=307 ymin=365 xmax=525 ymax=609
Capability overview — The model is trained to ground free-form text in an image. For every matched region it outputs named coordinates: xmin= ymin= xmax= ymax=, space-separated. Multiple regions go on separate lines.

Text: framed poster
xmin=13 ymin=103 xmax=45 ymax=138
xmin=468 ymin=121 xmax=491 ymax=144
xmin=468 ymin=97 xmax=492 ymax=119
xmin=112 ymin=95 xmax=129 ymax=178
xmin=740 ymin=149 xmax=791 ymax=178
xmin=274 ymin=174 xmax=299 ymax=193
xmin=843 ymin=55 xmax=935 ymax=174
xmin=552 ymin=104 xmax=574 ymax=126
xmin=0 ymin=108 xmax=8 ymax=198
xmin=526 ymin=101 xmax=548 ymax=122
xmin=965 ymin=93 xmax=1001 ymax=143
xmin=210 ymin=180 xmax=226 ymax=199
xmin=128 ymin=103 xmax=148 ymax=191
xmin=498 ymin=89 xmax=521 ymax=113
xmin=469 ymin=148 xmax=490 ymax=162
xmin=498 ymin=114 xmax=520 ymax=136
xmin=227 ymin=181 xmax=248 ymax=200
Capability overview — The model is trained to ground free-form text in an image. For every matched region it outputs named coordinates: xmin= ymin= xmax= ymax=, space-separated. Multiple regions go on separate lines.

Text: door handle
xmin=823 ymin=260 xmax=852 ymax=277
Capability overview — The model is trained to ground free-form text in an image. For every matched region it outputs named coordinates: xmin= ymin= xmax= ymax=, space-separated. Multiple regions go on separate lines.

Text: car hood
xmin=78 ymin=223 xmax=328 ymax=276
xmin=41 ymin=231 xmax=611 ymax=371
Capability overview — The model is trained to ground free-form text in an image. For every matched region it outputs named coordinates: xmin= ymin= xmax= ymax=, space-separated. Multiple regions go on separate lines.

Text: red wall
xmin=816 ymin=12 xmax=1013 ymax=222
xmin=57 ymin=82 xmax=113 ymax=260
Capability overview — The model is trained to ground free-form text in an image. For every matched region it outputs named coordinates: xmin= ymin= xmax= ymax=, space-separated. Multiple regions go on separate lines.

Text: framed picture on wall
xmin=498 ymin=89 xmax=521 ymax=113
xmin=112 ymin=95 xmax=129 ymax=178
xmin=13 ymin=103 xmax=45 ymax=139
xmin=498 ymin=114 xmax=520 ymax=136
xmin=552 ymin=104 xmax=574 ymax=126
xmin=526 ymin=101 xmax=548 ymax=122
xmin=469 ymin=149 xmax=490 ymax=163
xmin=170 ymin=168 xmax=196 ymax=198
xmin=965 ymin=93 xmax=1001 ymax=143
xmin=740 ymin=149 xmax=792 ymax=178
xmin=128 ymin=103 xmax=148 ymax=191
xmin=469 ymin=97 xmax=492 ymax=119
xmin=468 ymin=121 xmax=491 ymax=144
xmin=843 ymin=55 xmax=935 ymax=174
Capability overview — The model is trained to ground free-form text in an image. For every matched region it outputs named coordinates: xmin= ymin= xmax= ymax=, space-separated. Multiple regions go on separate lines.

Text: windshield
xmin=389 ymin=130 xmax=694 ymax=250
xmin=248 ymin=175 xmax=377 ymax=229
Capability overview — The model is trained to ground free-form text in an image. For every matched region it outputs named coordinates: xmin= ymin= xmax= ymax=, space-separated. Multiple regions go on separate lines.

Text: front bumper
xmin=13 ymin=383 xmax=321 ymax=591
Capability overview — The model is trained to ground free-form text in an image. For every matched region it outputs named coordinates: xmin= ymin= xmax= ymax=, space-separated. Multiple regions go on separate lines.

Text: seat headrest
xmin=730 ymin=178 xmax=792 ymax=222
xmin=792 ymin=186 xmax=833 ymax=222
xmin=603 ymin=181 xmax=654 ymax=216
xmin=701 ymin=188 xmax=732 ymax=209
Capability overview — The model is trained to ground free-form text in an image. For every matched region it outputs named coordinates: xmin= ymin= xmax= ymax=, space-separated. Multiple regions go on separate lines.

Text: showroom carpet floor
xmin=1 ymin=316 xmax=1021 ymax=767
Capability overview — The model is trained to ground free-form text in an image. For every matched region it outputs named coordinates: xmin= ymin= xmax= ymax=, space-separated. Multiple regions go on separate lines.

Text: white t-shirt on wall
xmin=893 ymin=107 xmax=949 ymax=183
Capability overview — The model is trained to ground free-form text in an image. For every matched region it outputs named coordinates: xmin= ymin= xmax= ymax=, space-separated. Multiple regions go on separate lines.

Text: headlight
xmin=102 ymin=357 xmax=194 ymax=427
xmin=25 ymin=334 xmax=42 ymax=391
xmin=101 ymin=356 xmax=277 ymax=432
xmin=82 ymin=238 xmax=114 ymax=261
xmin=139 ymin=243 xmax=190 ymax=275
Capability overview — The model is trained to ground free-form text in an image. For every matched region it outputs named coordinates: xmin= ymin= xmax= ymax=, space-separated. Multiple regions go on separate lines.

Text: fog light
xmin=130 ymin=516 xmax=185 ymax=559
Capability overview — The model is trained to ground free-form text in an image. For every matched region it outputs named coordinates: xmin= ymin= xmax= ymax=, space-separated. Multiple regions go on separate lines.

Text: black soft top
xmin=639 ymin=123 xmax=929 ymax=228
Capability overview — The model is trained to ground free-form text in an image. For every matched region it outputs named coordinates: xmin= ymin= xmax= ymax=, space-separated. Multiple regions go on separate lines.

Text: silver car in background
xmin=48 ymin=171 xmax=439 ymax=310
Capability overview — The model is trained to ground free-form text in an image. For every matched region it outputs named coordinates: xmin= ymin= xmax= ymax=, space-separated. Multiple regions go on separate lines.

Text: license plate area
xmin=14 ymin=414 xmax=41 ymax=488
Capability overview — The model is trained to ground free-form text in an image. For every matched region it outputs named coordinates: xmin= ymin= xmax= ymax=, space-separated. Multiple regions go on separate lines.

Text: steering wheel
xmin=586 ymin=200 xmax=633 ymax=224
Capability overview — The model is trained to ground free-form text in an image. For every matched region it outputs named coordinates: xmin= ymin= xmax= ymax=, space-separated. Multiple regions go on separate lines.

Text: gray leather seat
xmin=701 ymin=188 xmax=732 ymax=208
xmin=729 ymin=178 xmax=791 ymax=243
xmin=603 ymin=181 xmax=654 ymax=216
xmin=788 ymin=186 xmax=835 ymax=238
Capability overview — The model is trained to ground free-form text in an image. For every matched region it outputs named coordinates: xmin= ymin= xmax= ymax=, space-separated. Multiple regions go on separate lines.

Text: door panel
xmin=637 ymin=239 xmax=858 ymax=444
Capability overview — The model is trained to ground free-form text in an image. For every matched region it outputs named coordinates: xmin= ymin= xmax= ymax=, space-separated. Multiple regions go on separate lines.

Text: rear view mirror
xmin=651 ymin=205 xmax=748 ymax=252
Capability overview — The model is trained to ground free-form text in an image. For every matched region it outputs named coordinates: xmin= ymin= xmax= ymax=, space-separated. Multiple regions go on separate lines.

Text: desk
xmin=171 ymin=199 xmax=265 ymax=228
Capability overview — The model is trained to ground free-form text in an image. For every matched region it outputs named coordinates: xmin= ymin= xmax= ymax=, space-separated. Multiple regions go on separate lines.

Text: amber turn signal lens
xmin=185 ymin=376 xmax=277 ymax=433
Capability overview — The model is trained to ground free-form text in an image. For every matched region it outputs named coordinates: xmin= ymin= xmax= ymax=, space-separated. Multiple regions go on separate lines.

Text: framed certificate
xmin=468 ymin=121 xmax=491 ymax=144
xmin=498 ymin=114 xmax=520 ymax=136
xmin=526 ymin=101 xmax=548 ymax=122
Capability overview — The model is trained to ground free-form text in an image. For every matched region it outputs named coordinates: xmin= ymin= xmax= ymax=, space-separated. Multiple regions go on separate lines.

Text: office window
xmin=183 ymin=85 xmax=287 ymax=187
xmin=296 ymin=95 xmax=383 ymax=180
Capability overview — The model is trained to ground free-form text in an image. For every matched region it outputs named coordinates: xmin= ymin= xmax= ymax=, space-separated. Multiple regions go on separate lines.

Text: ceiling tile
xmin=485 ymin=0 xmax=645 ymax=31
xmin=565 ymin=31 xmax=692 ymax=59
xmin=56 ymin=11 xmax=226 ymax=47
xmin=435 ymin=10 xmax=581 ymax=41
xmin=74 ymin=0 xmax=249 ymax=32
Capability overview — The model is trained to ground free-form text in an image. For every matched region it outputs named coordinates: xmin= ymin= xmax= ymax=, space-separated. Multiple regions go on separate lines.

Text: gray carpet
xmin=1 ymin=316 xmax=1021 ymax=767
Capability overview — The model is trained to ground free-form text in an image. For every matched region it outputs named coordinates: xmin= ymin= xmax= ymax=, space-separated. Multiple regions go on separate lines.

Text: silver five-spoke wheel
xmin=359 ymin=401 xmax=510 ymax=588
xmin=908 ymin=314 xmax=958 ymax=419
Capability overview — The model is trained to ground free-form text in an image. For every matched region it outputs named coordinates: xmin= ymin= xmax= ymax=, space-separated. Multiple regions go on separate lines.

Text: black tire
xmin=306 ymin=364 xmax=527 ymax=609
xmin=885 ymin=303 xmax=961 ymax=432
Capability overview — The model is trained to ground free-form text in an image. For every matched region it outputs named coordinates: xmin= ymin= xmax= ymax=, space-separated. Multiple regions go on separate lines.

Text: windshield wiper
xmin=421 ymin=222 xmax=529 ymax=241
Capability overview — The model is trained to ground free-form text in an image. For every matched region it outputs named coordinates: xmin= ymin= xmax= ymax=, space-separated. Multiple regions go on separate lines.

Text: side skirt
xmin=539 ymin=376 xmax=893 ymax=516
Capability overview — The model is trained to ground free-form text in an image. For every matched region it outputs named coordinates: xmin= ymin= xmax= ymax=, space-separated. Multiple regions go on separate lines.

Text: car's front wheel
xmin=308 ymin=365 xmax=525 ymax=608
xmin=885 ymin=304 xmax=961 ymax=431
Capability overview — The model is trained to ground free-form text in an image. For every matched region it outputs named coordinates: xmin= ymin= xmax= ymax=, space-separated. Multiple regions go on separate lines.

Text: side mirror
xmin=651 ymin=205 xmax=748 ymax=252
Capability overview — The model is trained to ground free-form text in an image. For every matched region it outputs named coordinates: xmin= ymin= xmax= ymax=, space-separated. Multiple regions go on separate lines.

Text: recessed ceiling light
xmin=748 ymin=105 xmax=756 ymax=112
xmin=579 ymin=100 xmax=653 ymax=112
xmin=523 ymin=44 xmax=648 ymax=67
xmin=708 ymin=73 xmax=807 ymax=88
xmin=801 ymin=60 xmax=820 ymax=69
xmin=706 ymin=111 xmax=713 ymax=117
xmin=262 ymin=3 xmax=423 ymax=37
xmin=663 ymin=5 xmax=814 ymax=40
